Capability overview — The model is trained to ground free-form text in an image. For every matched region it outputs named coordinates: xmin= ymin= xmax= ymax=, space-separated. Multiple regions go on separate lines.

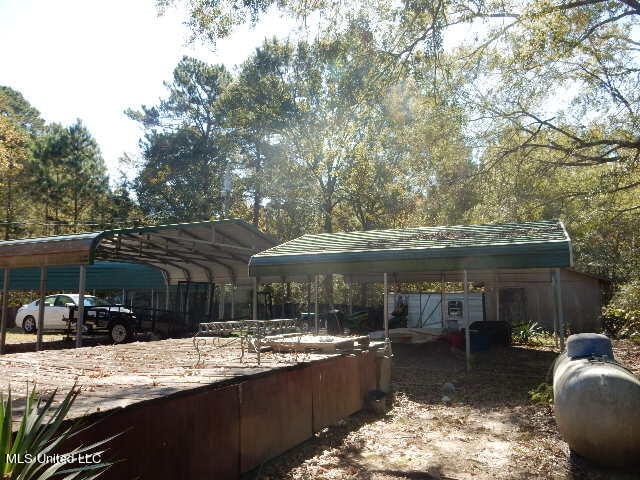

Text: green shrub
xmin=608 ymin=281 xmax=640 ymax=312
xmin=513 ymin=321 xmax=544 ymax=345
xmin=529 ymin=382 xmax=553 ymax=405
xmin=1 ymin=385 xmax=117 ymax=480
xmin=601 ymin=307 xmax=640 ymax=339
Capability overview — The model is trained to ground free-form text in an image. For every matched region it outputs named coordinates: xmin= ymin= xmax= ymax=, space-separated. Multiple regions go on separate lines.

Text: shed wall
xmin=483 ymin=269 xmax=601 ymax=332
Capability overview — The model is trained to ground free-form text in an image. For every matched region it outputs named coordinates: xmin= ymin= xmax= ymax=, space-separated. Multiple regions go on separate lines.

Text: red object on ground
xmin=445 ymin=331 xmax=464 ymax=349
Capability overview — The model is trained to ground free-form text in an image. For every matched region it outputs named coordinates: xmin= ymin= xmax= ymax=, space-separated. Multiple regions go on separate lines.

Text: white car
xmin=16 ymin=294 xmax=136 ymax=343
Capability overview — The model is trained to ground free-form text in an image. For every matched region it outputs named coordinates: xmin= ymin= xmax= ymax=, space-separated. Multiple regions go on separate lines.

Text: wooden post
xmin=314 ymin=274 xmax=319 ymax=335
xmin=76 ymin=265 xmax=86 ymax=348
xmin=36 ymin=266 xmax=47 ymax=351
xmin=553 ymin=268 xmax=565 ymax=350
xmin=463 ymin=269 xmax=471 ymax=372
xmin=0 ymin=268 xmax=10 ymax=354
xmin=252 ymin=277 xmax=258 ymax=320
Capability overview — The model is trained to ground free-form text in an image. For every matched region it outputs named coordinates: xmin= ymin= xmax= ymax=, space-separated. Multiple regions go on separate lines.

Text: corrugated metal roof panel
xmin=0 ymin=261 xmax=165 ymax=290
xmin=249 ymin=220 xmax=572 ymax=278
xmin=0 ymin=219 xmax=277 ymax=283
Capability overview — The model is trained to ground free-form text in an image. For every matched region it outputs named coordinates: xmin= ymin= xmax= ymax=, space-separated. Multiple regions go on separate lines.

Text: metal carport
xmin=0 ymin=219 xmax=276 ymax=353
xmin=249 ymin=219 xmax=573 ymax=369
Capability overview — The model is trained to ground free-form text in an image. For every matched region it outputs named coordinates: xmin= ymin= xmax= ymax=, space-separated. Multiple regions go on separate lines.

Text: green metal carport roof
xmin=249 ymin=220 xmax=573 ymax=280
xmin=0 ymin=261 xmax=166 ymax=291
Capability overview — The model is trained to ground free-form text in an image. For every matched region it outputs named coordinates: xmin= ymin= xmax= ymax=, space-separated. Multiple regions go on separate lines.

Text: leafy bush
xmin=1 ymin=385 xmax=117 ymax=480
xmin=529 ymin=382 xmax=553 ymax=405
xmin=512 ymin=321 xmax=544 ymax=345
xmin=601 ymin=307 xmax=640 ymax=340
xmin=608 ymin=281 xmax=640 ymax=312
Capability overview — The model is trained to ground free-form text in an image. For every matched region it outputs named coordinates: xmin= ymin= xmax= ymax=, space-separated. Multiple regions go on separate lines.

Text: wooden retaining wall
xmin=69 ymin=350 xmax=378 ymax=479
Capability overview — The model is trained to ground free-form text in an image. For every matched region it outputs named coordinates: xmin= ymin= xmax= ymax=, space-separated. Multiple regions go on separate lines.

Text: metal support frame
xmin=0 ymin=268 xmax=10 ymax=354
xmin=314 ymin=274 xmax=319 ymax=335
xmin=440 ymin=272 xmax=446 ymax=329
xmin=347 ymin=276 xmax=353 ymax=316
xmin=36 ymin=266 xmax=47 ymax=350
xmin=206 ymin=283 xmax=212 ymax=319
xmin=463 ymin=269 xmax=471 ymax=372
xmin=219 ymin=284 xmax=225 ymax=320
xmin=281 ymin=277 xmax=286 ymax=318
xmin=76 ymin=265 xmax=86 ymax=348
xmin=230 ymin=283 xmax=236 ymax=320
xmin=552 ymin=268 xmax=565 ymax=350
xmin=252 ymin=277 xmax=258 ymax=320
xmin=494 ymin=271 xmax=500 ymax=322
xmin=383 ymin=272 xmax=389 ymax=341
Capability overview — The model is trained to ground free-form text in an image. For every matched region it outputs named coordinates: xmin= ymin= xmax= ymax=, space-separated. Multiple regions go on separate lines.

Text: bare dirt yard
xmin=2 ymin=327 xmax=147 ymax=353
xmin=249 ymin=339 xmax=640 ymax=480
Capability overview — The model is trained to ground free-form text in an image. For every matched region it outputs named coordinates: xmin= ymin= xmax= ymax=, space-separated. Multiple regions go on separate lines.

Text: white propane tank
xmin=553 ymin=333 xmax=640 ymax=468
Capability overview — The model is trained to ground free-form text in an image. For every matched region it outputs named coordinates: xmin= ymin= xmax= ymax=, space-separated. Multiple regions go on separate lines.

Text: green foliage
xmin=159 ymin=0 xmax=640 ymax=289
xmin=601 ymin=307 xmax=640 ymax=340
xmin=1 ymin=85 xmax=138 ymax=239
xmin=1 ymin=385 xmax=116 ymax=479
xmin=528 ymin=382 xmax=553 ymax=405
xmin=512 ymin=321 xmax=545 ymax=345
xmin=607 ymin=281 xmax=640 ymax=312
xmin=127 ymin=57 xmax=233 ymax=223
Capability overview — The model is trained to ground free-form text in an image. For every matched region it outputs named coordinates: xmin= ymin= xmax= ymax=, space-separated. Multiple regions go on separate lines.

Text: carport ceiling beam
xmin=154 ymin=235 xmax=235 ymax=276
xmin=180 ymin=227 xmax=257 ymax=254
xmin=156 ymin=234 xmax=256 ymax=253
xmin=96 ymin=247 xmax=192 ymax=282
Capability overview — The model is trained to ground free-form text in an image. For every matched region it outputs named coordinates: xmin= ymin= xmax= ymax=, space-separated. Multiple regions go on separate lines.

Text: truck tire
xmin=109 ymin=321 xmax=133 ymax=344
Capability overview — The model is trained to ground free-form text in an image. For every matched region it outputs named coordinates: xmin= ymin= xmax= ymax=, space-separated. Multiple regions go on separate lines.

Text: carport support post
xmin=252 ymin=277 xmax=258 ymax=320
xmin=281 ymin=277 xmax=286 ymax=318
xmin=553 ymin=268 xmax=565 ymax=351
xmin=219 ymin=285 xmax=225 ymax=320
xmin=463 ymin=269 xmax=471 ymax=372
xmin=314 ymin=274 xmax=319 ymax=335
xmin=347 ymin=276 xmax=353 ymax=317
xmin=383 ymin=272 xmax=389 ymax=341
xmin=230 ymin=283 xmax=236 ymax=320
xmin=440 ymin=273 xmax=446 ymax=329
xmin=494 ymin=271 xmax=500 ymax=322
xmin=0 ymin=268 xmax=10 ymax=355
xmin=76 ymin=265 xmax=86 ymax=348
xmin=36 ymin=266 xmax=47 ymax=351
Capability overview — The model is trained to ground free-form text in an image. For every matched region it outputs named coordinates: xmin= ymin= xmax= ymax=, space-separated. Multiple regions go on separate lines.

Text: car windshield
xmin=83 ymin=296 xmax=110 ymax=307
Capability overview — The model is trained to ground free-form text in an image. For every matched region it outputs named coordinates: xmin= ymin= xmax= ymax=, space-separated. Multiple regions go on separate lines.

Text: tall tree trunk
xmin=252 ymin=142 xmax=262 ymax=226
xmin=252 ymin=191 xmax=261 ymax=227
xmin=4 ymin=165 xmax=12 ymax=240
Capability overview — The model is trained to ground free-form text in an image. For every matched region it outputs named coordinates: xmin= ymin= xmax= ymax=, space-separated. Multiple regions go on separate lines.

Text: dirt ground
xmin=249 ymin=339 xmax=640 ymax=480
xmin=2 ymin=327 xmax=147 ymax=353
